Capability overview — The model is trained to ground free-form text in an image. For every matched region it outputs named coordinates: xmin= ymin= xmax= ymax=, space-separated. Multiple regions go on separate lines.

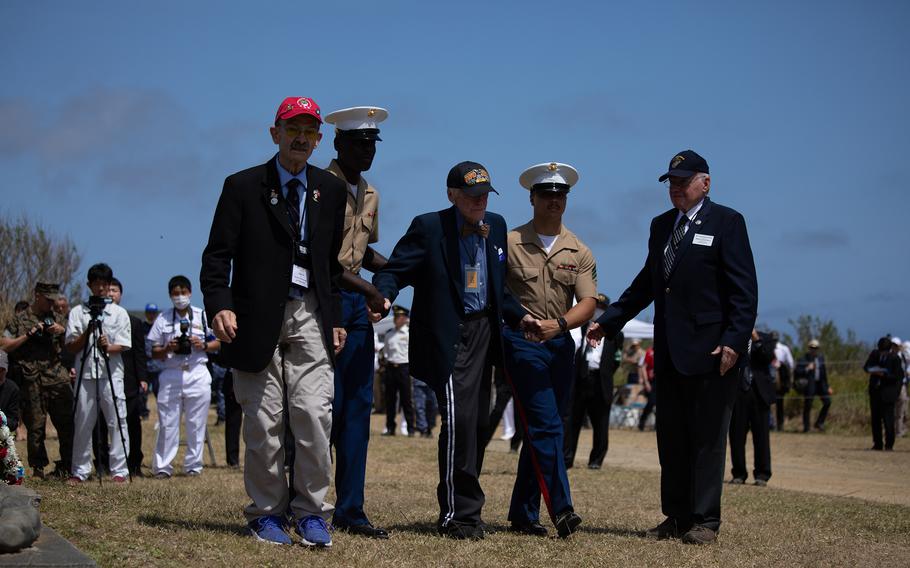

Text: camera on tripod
xmin=174 ymin=319 xmax=192 ymax=355
xmin=87 ymin=295 xmax=111 ymax=320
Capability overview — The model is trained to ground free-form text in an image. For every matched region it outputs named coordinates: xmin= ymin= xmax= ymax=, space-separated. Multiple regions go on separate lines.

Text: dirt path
xmin=489 ymin=427 xmax=910 ymax=507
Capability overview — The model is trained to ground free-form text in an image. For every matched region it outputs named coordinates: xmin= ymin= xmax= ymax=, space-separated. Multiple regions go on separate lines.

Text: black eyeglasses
xmin=662 ymin=176 xmax=694 ymax=189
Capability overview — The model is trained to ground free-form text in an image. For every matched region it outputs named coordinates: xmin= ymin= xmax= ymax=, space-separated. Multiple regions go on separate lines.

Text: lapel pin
xmin=313 ymin=188 xmax=320 ymax=203
xmin=695 ymin=219 xmax=702 ymax=225
xmin=269 ymin=190 xmax=279 ymax=206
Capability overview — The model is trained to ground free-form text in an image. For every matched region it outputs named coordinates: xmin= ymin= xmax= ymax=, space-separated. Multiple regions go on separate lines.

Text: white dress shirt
xmin=383 ymin=324 xmax=409 ymax=365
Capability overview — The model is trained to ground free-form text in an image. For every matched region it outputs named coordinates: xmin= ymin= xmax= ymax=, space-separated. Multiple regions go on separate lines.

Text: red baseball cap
xmin=275 ymin=97 xmax=322 ymax=124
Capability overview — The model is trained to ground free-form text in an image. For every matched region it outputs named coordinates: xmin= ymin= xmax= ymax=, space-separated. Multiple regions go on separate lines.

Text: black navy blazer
xmin=596 ymin=197 xmax=758 ymax=376
xmin=747 ymin=331 xmax=777 ymax=405
xmin=122 ymin=313 xmax=148 ymax=398
xmin=373 ymin=206 xmax=527 ymax=385
xmin=863 ymin=350 xmax=904 ymax=404
xmin=201 ymin=156 xmax=346 ymax=373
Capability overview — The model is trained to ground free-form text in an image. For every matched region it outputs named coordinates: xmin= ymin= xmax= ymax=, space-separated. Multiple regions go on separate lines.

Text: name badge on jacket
xmin=692 ymin=234 xmax=714 ymax=247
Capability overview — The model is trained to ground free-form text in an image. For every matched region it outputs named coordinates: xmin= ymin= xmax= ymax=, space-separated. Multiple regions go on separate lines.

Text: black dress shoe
xmin=587 ymin=463 xmax=602 ymax=470
xmin=554 ymin=511 xmax=582 ymax=539
xmin=439 ymin=523 xmax=484 ymax=540
xmin=645 ymin=517 xmax=686 ymax=540
xmin=681 ymin=524 xmax=717 ymax=545
xmin=337 ymin=523 xmax=389 ymax=539
xmin=478 ymin=519 xmax=496 ymax=535
xmin=381 ymin=431 xmax=395 ymax=436
xmin=510 ymin=521 xmax=548 ymax=537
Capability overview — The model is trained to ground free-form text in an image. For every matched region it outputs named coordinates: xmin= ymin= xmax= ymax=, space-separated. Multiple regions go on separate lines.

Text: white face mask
xmin=171 ymin=295 xmax=191 ymax=310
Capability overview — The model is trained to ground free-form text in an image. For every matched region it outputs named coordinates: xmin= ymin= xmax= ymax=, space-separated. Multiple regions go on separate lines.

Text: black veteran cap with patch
xmin=447 ymin=161 xmax=499 ymax=197
xmin=34 ymin=282 xmax=63 ymax=300
xmin=658 ymin=149 xmax=709 ymax=182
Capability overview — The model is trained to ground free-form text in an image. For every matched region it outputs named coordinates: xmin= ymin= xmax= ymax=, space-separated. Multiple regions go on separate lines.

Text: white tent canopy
xmin=621 ymin=318 xmax=654 ymax=339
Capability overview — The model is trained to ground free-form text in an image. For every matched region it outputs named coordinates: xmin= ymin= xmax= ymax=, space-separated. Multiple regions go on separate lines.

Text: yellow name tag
xmin=465 ymin=266 xmax=479 ymax=290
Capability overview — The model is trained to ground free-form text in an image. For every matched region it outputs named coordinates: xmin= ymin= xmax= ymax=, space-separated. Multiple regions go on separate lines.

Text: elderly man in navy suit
xmin=373 ymin=161 xmax=530 ymax=540
xmin=588 ymin=150 xmax=757 ymax=545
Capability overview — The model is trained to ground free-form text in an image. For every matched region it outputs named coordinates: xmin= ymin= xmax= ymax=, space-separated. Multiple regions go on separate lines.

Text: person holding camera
xmin=64 ymin=264 xmax=132 ymax=483
xmin=147 ymin=276 xmax=219 ymax=478
xmin=0 ymin=282 xmax=74 ymax=479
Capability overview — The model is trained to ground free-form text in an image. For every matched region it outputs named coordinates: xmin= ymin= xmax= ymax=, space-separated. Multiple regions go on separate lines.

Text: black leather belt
xmin=387 ymin=362 xmax=407 ymax=368
xmin=464 ymin=309 xmax=490 ymax=322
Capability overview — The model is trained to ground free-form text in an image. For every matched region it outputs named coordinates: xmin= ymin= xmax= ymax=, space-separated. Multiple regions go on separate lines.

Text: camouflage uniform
xmin=3 ymin=309 xmax=74 ymax=473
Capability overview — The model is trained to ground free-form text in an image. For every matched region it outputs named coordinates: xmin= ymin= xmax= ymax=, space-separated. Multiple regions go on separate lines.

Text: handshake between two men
xmin=365 ymin=298 xmax=573 ymax=344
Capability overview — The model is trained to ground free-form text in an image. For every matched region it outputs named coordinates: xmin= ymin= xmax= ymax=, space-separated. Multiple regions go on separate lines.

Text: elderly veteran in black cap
xmin=588 ymin=149 xmax=757 ymax=544
xmin=500 ymin=162 xmax=596 ymax=538
xmin=322 ymin=106 xmax=392 ymax=538
xmin=0 ymin=283 xmax=75 ymax=479
xmin=373 ymin=161 xmax=530 ymax=540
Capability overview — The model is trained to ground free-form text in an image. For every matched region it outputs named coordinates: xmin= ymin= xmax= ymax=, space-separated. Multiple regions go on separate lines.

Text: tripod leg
xmin=205 ymin=427 xmax=216 ymax=466
xmin=99 ymin=339 xmax=132 ymax=483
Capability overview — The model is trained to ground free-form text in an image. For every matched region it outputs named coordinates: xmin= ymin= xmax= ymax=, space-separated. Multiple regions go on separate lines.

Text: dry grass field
xmin=15 ymin=410 xmax=910 ymax=568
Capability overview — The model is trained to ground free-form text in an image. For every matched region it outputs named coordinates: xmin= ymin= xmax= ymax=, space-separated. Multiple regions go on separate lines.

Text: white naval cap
xmin=324 ymin=106 xmax=388 ymax=139
xmin=519 ymin=162 xmax=579 ymax=192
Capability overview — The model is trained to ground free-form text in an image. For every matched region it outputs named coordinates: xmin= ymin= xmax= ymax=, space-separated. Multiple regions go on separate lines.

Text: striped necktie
xmin=662 ymin=214 xmax=689 ymax=281
xmin=285 ymin=178 xmax=302 ymax=236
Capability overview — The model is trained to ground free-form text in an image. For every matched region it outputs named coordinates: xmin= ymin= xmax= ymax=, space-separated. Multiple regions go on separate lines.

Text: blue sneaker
xmin=296 ymin=515 xmax=332 ymax=547
xmin=248 ymin=515 xmax=292 ymax=545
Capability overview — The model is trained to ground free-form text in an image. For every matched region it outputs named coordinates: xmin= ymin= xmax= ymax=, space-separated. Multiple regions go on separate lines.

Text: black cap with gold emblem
xmin=658 ymin=149 xmax=709 ymax=182
xmin=392 ymin=305 xmax=410 ymax=317
xmin=447 ymin=161 xmax=499 ymax=197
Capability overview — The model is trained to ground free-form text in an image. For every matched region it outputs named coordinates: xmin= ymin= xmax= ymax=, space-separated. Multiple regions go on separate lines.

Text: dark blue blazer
xmin=373 ymin=206 xmax=526 ymax=385
xmin=596 ymin=197 xmax=758 ymax=376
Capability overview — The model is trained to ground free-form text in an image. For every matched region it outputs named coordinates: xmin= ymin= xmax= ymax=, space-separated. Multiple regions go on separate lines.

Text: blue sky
xmin=2 ymin=0 xmax=908 ymax=343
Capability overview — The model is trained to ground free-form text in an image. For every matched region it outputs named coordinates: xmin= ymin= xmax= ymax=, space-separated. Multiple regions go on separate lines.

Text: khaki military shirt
xmin=506 ymin=222 xmax=598 ymax=320
xmin=2 ymin=310 xmax=70 ymax=386
xmin=326 ymin=159 xmax=380 ymax=274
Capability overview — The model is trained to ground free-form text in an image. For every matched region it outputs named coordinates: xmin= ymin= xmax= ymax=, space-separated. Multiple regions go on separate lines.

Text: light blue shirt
xmin=454 ymin=208 xmax=488 ymax=314
xmin=276 ymin=156 xmax=308 ymax=242
xmin=276 ymin=156 xmax=309 ymax=299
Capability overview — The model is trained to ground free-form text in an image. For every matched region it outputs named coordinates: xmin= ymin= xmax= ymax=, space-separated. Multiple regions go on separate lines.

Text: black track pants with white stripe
xmin=432 ymin=317 xmax=491 ymax=529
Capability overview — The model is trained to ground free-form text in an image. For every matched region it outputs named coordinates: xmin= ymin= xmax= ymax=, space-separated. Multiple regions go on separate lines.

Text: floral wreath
xmin=0 ymin=411 xmax=24 ymax=485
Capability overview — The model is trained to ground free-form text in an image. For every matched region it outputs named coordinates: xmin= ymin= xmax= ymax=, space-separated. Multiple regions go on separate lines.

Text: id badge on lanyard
xmin=464 ymin=263 xmax=480 ymax=292
xmin=291 ymin=242 xmax=311 ymax=289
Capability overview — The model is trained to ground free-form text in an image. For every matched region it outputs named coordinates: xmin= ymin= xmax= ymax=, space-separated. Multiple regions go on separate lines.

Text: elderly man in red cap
xmin=201 ymin=97 xmax=347 ymax=547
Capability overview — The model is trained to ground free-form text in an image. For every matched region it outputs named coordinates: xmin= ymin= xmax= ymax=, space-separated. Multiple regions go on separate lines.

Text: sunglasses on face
xmin=282 ymin=124 xmax=319 ymax=142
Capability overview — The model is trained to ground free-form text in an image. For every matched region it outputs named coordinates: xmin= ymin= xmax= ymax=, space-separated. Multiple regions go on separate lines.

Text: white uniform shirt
xmin=383 ymin=324 xmax=409 ymax=365
xmin=146 ymin=306 xmax=211 ymax=374
xmin=774 ymin=342 xmax=794 ymax=369
xmin=584 ymin=340 xmax=604 ymax=370
xmin=66 ymin=301 xmax=132 ymax=382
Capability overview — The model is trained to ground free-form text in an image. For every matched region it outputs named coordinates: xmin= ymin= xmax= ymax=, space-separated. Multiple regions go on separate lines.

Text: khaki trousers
xmin=233 ymin=291 xmax=334 ymax=521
